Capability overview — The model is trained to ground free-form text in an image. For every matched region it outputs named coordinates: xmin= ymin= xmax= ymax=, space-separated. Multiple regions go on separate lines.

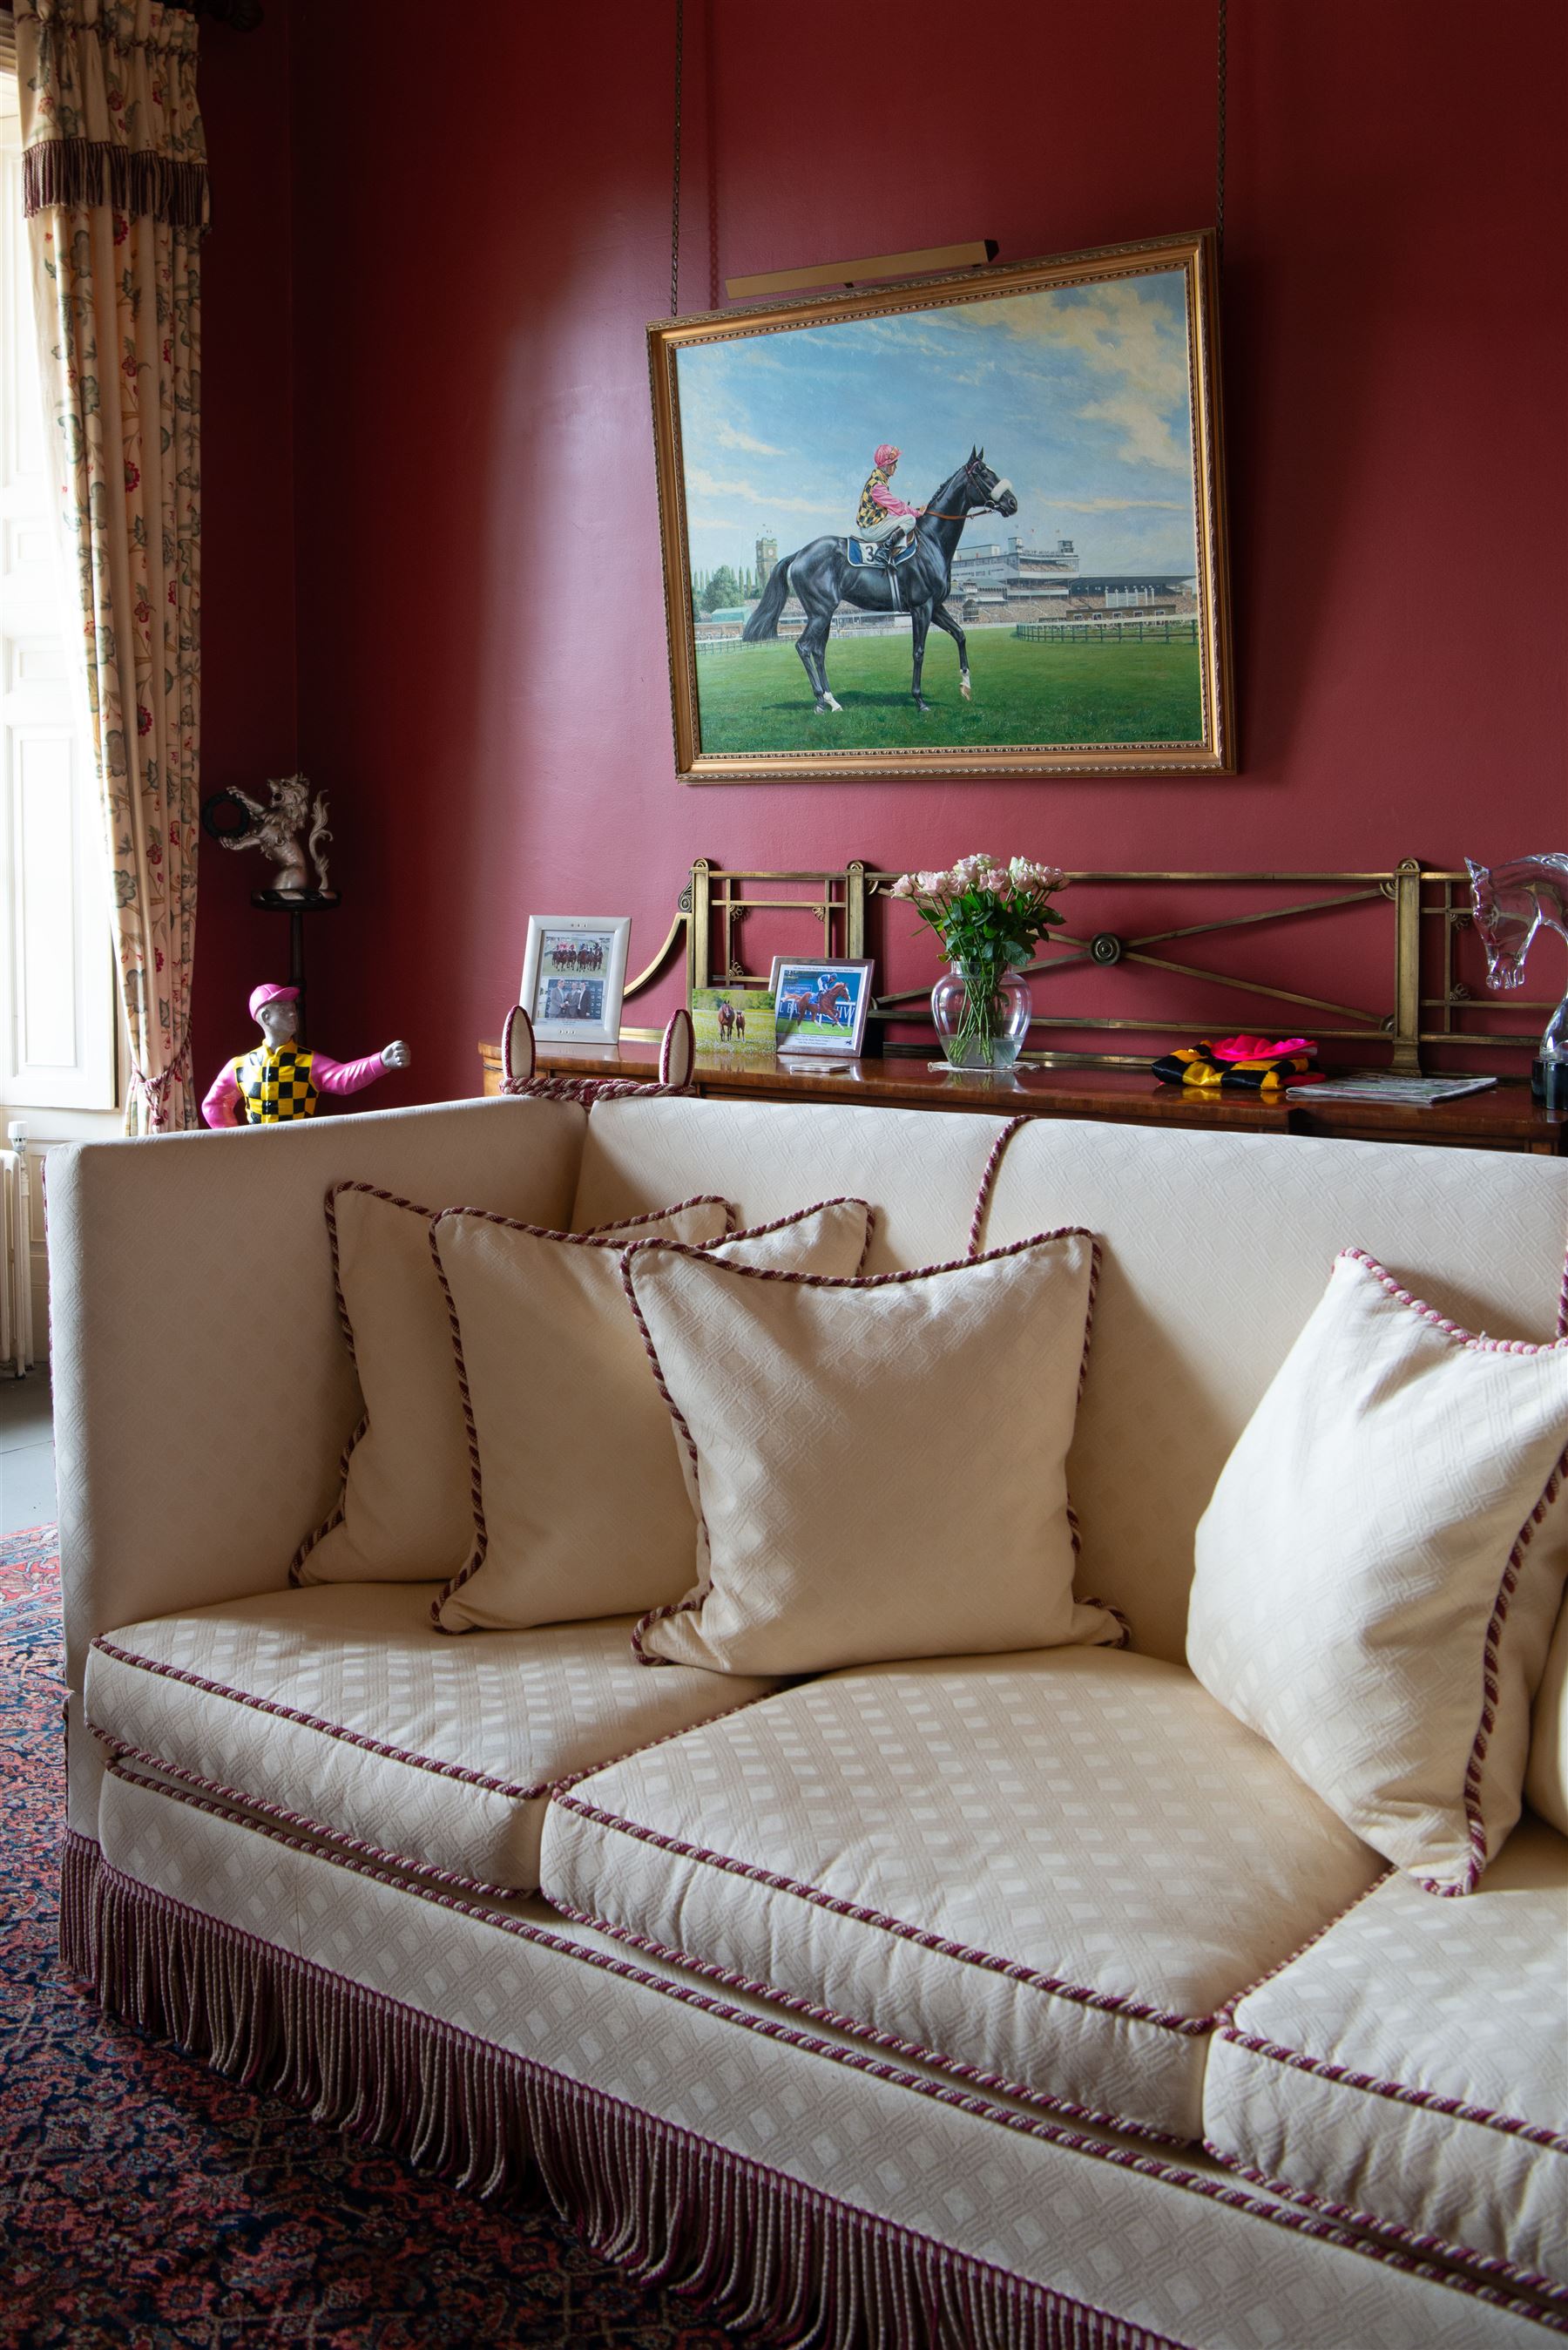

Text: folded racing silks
xmin=1151 ymin=1040 xmax=1323 ymax=1095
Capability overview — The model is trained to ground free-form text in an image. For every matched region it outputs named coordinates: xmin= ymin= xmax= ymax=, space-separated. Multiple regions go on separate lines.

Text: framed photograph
xmin=768 ymin=958 xmax=874 ymax=1056
xmin=689 ymin=985 xmax=776 ymax=1060
xmin=520 ymin=918 xmax=631 ymax=1043
xmin=649 ymin=231 xmax=1233 ymax=784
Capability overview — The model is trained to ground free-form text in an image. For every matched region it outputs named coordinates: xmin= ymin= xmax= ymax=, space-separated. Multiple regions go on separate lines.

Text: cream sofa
xmin=48 ymin=1093 xmax=1568 ymax=2348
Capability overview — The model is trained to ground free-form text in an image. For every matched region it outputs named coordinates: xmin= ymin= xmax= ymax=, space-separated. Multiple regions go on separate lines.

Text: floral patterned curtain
xmin=17 ymin=0 xmax=206 ymax=1132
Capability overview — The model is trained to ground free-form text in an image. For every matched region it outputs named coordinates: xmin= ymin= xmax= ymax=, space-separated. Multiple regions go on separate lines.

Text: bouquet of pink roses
xmin=889 ymin=855 xmax=1068 ymax=1068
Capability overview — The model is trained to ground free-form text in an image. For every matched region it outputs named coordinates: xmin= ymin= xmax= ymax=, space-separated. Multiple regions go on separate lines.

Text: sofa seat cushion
xmin=540 ymin=1645 xmax=1382 ymax=2145
xmin=85 ymin=1583 xmax=775 ymax=1896
xmin=1204 ymin=1814 xmax=1568 ymax=2292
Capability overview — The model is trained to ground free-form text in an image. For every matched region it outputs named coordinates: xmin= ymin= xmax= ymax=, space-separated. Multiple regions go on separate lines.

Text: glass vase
xmin=931 ymin=963 xmax=1032 ymax=1071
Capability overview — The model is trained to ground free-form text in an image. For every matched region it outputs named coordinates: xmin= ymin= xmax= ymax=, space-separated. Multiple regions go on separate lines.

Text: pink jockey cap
xmin=248 ymin=982 xmax=300 ymax=1021
xmin=874 ymin=444 xmax=900 ymax=467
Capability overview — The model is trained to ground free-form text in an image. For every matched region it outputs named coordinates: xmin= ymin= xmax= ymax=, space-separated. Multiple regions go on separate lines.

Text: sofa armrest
xmin=50 ymin=1096 xmax=585 ymax=1770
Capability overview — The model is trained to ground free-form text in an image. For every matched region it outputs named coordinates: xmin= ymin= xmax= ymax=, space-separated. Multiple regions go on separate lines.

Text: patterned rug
xmin=0 ymin=1528 xmax=736 ymax=2348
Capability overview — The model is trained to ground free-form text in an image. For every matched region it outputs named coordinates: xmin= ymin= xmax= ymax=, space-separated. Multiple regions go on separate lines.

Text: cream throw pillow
xmin=294 ymin=1185 xmax=732 ymax=1587
xmin=626 ymin=1229 xmax=1121 ymax=1677
xmin=432 ymin=1198 xmax=875 ymax=1634
xmin=1188 ymin=1249 xmax=1568 ymax=1893
xmin=1524 ymin=1592 xmax=1568 ymax=1839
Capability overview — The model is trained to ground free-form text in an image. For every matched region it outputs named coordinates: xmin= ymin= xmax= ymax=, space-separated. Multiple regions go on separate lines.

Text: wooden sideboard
xmin=478 ymin=1040 xmax=1566 ymax=1155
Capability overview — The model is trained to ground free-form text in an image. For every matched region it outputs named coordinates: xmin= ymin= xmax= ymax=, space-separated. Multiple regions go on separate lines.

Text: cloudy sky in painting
xmin=675 ymin=268 xmax=1199 ymax=582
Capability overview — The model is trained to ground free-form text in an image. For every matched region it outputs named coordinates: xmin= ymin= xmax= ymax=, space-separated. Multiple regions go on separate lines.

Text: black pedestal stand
xmin=252 ymin=890 xmax=339 ymax=1046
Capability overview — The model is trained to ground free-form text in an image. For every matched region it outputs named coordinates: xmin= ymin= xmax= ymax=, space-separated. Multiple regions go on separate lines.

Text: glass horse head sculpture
xmin=1466 ymin=854 xmax=1568 ymax=1092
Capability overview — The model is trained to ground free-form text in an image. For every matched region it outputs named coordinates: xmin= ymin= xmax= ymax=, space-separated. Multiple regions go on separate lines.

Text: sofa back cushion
xmin=575 ymin=1101 xmax=1568 ymax=1665
xmin=572 ymin=1097 xmax=1012 ymax=1277
xmin=976 ymin=1121 xmax=1568 ymax=1663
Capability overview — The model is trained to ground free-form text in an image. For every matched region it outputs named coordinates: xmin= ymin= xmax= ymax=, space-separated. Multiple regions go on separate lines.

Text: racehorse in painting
xmin=742 ymin=450 xmax=1019 ymax=718
xmin=781 ymin=978 xmax=852 ymax=1026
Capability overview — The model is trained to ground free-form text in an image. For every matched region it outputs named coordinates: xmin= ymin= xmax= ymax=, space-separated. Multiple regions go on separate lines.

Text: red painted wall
xmin=192 ymin=0 xmax=299 ymax=1089
xmin=202 ymin=0 xmax=1567 ymax=1101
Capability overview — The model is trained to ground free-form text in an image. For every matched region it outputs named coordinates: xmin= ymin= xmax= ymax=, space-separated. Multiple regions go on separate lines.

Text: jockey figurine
xmin=201 ymin=982 xmax=411 ymax=1127
xmin=855 ymin=443 xmax=923 ymax=567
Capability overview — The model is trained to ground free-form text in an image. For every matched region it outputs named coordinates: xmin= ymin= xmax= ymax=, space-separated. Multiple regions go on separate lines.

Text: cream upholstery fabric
xmin=433 ymin=1200 xmax=872 ymax=1633
xmin=57 ymin=1094 xmax=1568 ymax=2347
xmin=1205 ymin=1818 xmax=1568 ymax=2288
xmin=981 ymin=1120 xmax=1568 ymax=1664
xmin=49 ymin=1095 xmax=587 ymax=1834
xmin=100 ymin=1770 xmax=1524 ymax=2350
xmin=542 ymin=1647 xmax=1382 ymax=2143
xmin=1189 ymin=1250 xmax=1568 ymax=1893
xmin=85 ymin=1583 xmax=774 ymax=1893
xmin=1525 ymin=1595 xmax=1568 ymax=1838
xmin=300 ymin=1188 xmax=730 ymax=1589
xmin=628 ymin=1232 xmax=1118 ymax=1676
xmin=571 ymin=1095 xmax=1010 ymax=1275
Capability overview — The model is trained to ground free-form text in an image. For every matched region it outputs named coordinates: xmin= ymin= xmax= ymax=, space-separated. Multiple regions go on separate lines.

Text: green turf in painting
xmin=777 ymin=1016 xmax=855 ymax=1042
xmin=694 ymin=632 xmax=1202 ymax=755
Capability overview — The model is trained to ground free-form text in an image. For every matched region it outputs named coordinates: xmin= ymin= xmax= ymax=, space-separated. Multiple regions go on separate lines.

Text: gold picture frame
xmin=649 ymin=231 xmax=1235 ymax=785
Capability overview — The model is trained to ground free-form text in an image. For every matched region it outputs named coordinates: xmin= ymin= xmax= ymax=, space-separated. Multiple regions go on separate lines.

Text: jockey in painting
xmin=745 ymin=444 xmax=1017 ymax=715
xmin=855 ymin=444 xmax=923 ymax=565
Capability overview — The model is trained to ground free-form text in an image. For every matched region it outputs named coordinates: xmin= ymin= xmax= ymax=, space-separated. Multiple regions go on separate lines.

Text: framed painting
xmin=649 ymin=231 xmax=1233 ymax=784
xmin=519 ymin=917 xmax=631 ymax=1043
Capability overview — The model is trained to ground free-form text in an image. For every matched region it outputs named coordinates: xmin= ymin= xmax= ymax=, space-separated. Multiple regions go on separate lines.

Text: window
xmin=0 ymin=61 xmax=119 ymax=1115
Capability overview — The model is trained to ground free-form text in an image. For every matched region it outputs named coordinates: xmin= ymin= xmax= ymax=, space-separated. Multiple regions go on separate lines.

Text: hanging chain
xmin=676 ymin=0 xmax=1220 ymax=301
xmin=1215 ymin=0 xmax=1227 ymax=261
xmin=674 ymin=1 xmax=1222 ymax=301
xmin=671 ymin=0 xmax=685 ymax=317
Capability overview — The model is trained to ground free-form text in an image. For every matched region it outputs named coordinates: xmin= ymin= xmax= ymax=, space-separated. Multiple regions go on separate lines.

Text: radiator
xmin=0 ymin=1143 xmax=36 ymax=1376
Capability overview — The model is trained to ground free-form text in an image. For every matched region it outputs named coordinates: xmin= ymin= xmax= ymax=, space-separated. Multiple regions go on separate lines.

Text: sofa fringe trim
xmin=84 ymin=1859 xmax=1186 ymax=2350
xmin=23 ymin=139 xmax=209 ymax=227
xmin=59 ymin=1828 xmax=102 ymax=1983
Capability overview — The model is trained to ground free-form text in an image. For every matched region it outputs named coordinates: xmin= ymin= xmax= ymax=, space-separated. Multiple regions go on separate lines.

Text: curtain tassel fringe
xmin=23 ymin=139 xmax=210 ymax=230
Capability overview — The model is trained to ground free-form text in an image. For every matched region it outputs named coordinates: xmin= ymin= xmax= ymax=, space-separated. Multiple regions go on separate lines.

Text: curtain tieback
xmin=131 ymin=1035 xmax=193 ymax=1133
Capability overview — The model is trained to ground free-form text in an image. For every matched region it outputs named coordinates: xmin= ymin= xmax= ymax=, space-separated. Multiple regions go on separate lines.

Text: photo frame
xmin=768 ymin=957 xmax=875 ymax=1056
xmin=520 ymin=917 xmax=631 ymax=1043
xmin=649 ymin=231 xmax=1233 ymax=783
xmin=689 ymin=985 xmax=776 ymax=1060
